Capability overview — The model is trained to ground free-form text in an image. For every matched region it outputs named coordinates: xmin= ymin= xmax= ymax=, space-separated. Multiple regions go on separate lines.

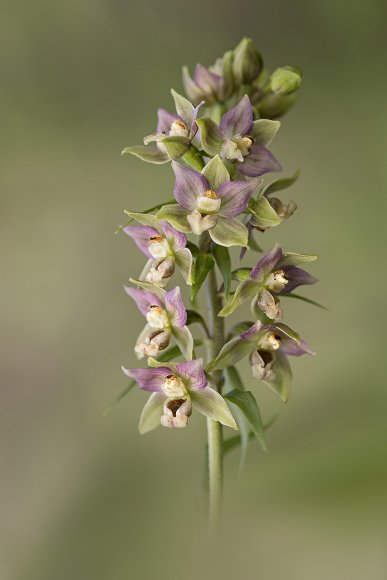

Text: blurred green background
xmin=1 ymin=0 xmax=386 ymax=578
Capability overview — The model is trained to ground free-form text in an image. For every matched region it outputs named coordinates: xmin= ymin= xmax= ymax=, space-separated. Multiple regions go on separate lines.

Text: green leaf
xmin=263 ymin=170 xmax=300 ymax=196
xmin=278 ymin=252 xmax=318 ymax=268
xmin=249 ymin=197 xmax=282 ymax=228
xmin=213 ymin=245 xmax=231 ymax=298
xmin=196 ymin=118 xmax=223 ymax=156
xmin=282 ymin=293 xmax=329 ymax=311
xmin=201 ymin=155 xmax=230 ymax=190
xmin=102 ymin=380 xmax=135 ymax=416
xmin=224 ymin=366 xmax=249 ymax=471
xmin=138 ymin=392 xmax=165 ymax=434
xmin=209 ymin=217 xmax=248 ymax=248
xmin=156 ymin=339 xmax=203 ymax=363
xmin=207 ymin=336 xmax=255 ymax=372
xmin=218 ymin=279 xmax=259 ymax=317
xmin=156 ymin=204 xmax=191 ymax=233
xmin=225 ymin=390 xmax=267 ymax=452
xmin=191 ymin=253 xmax=215 ymax=301
xmin=121 ymin=143 xmax=169 ymax=164
xmin=190 ymin=387 xmax=238 ymax=429
xmin=250 ymin=119 xmax=281 ymax=146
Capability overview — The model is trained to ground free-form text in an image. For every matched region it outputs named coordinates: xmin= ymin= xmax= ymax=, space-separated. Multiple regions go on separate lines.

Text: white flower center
xmin=266 ymin=270 xmax=288 ymax=293
xmin=220 ymin=135 xmax=254 ymax=162
xmin=187 ymin=209 xmax=218 ymax=235
xmin=259 ymin=331 xmax=282 ymax=351
xmin=146 ymin=305 xmax=169 ymax=329
xmin=197 ymin=190 xmax=221 ymax=213
xmin=169 ymin=120 xmax=189 ymax=138
xmin=148 ymin=235 xmax=169 ymax=259
xmin=162 ymin=375 xmax=186 ymax=398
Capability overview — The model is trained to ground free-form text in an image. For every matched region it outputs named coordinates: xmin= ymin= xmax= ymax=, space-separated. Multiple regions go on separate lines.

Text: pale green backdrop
xmin=1 ymin=1 xmax=386 ymax=578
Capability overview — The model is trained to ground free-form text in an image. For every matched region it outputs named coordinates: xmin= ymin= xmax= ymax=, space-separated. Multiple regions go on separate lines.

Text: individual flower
xmin=124 ymin=284 xmax=194 ymax=361
xmin=196 ymin=95 xmax=282 ymax=177
xmin=158 ymin=156 xmax=259 ymax=247
xmin=124 ymin=219 xmax=193 ymax=286
xmin=219 ymin=243 xmax=317 ymax=318
xmin=122 ymin=359 xmax=237 ymax=433
xmin=208 ymin=320 xmax=314 ymax=402
xmin=121 ymin=90 xmax=203 ymax=165
xmin=241 ymin=321 xmax=314 ymax=401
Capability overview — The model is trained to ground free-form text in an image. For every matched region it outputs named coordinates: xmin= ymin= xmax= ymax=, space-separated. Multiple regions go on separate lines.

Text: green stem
xmin=200 ymin=233 xmax=225 ymax=529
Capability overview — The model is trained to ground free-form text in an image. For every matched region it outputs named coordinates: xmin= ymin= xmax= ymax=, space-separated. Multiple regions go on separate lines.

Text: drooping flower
xmin=124 ymin=284 xmax=194 ymax=360
xmin=219 ymin=243 xmax=317 ymax=318
xmin=124 ymin=219 xmax=193 ymax=286
xmin=121 ymin=90 xmax=203 ymax=165
xmin=157 ymin=156 xmax=259 ymax=247
xmin=208 ymin=320 xmax=314 ymax=402
xmin=197 ymin=95 xmax=282 ymax=177
xmin=122 ymin=359 xmax=237 ymax=433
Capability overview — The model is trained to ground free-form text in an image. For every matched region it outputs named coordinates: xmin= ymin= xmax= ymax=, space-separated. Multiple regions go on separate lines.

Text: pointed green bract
xmin=250 ymin=197 xmax=282 ymax=228
xmin=213 ymin=244 xmax=231 ymax=298
xmin=225 ymin=390 xmax=267 ymax=452
xmin=278 ymin=252 xmax=317 ymax=267
xmin=103 ymin=380 xmax=135 ymax=416
xmin=282 ymin=293 xmax=329 ymax=311
xmin=207 ymin=336 xmax=255 ymax=371
xmin=190 ymin=388 xmax=238 ymax=430
xmin=263 ymin=170 xmax=300 ymax=195
xmin=191 ymin=253 xmax=215 ymax=301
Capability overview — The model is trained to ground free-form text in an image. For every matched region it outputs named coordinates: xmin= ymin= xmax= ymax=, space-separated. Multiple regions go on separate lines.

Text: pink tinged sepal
xmin=209 ymin=218 xmax=248 ymax=248
xmin=124 ymin=286 xmax=163 ymax=317
xmin=164 ymin=287 xmax=187 ymax=328
xmin=172 ymin=161 xmax=208 ymax=210
xmin=217 ymin=178 xmax=260 ymax=218
xmin=237 ymin=144 xmax=282 ymax=178
xmin=219 ymin=95 xmax=253 ymax=139
xmin=176 ymin=358 xmax=207 ymax=390
xmin=122 ymin=366 xmax=169 ymax=392
xmin=190 ymin=387 xmax=238 ymax=430
xmin=251 ymin=243 xmax=283 ymax=281
xmin=123 ymin=225 xmax=160 ymax=258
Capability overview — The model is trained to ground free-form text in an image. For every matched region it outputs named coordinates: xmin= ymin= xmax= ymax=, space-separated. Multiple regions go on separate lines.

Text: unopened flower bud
xmin=197 ymin=190 xmax=221 ymax=213
xmin=266 ymin=269 xmax=288 ymax=293
xmin=257 ymin=288 xmax=283 ymax=320
xmin=270 ymin=66 xmax=302 ymax=95
xmin=187 ymin=209 xmax=218 ymax=235
xmin=162 ymin=375 xmax=186 ymax=398
xmin=233 ymin=37 xmax=263 ymax=83
xmin=160 ymin=397 xmax=192 ymax=429
xmin=146 ymin=305 xmax=169 ymax=329
xmin=270 ymin=198 xmax=297 ymax=220
xmin=257 ymin=93 xmax=296 ymax=119
xmin=258 ymin=331 xmax=282 ymax=351
xmin=148 ymin=235 xmax=169 ymax=259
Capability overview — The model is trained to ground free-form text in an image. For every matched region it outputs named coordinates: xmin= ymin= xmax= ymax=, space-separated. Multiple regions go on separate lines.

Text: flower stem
xmin=200 ymin=232 xmax=225 ymax=528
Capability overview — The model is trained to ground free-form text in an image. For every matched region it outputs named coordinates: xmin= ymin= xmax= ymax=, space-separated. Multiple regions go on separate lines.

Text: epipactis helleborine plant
xmin=111 ymin=38 xmax=320 ymax=527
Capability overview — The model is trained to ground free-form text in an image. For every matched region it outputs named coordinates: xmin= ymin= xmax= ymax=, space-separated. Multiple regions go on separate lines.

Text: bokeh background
xmin=1 ymin=1 xmax=387 ymax=578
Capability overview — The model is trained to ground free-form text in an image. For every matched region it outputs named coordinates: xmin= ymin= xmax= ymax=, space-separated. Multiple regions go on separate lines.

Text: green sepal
xmin=156 ymin=204 xmax=191 ymax=233
xmin=225 ymin=390 xmax=267 ymax=452
xmin=213 ymin=244 xmax=231 ymax=298
xmin=171 ymin=325 xmax=194 ymax=361
xmin=159 ymin=135 xmax=191 ymax=160
xmin=249 ymin=197 xmax=282 ymax=228
xmin=207 ymin=336 xmax=256 ymax=372
xmin=191 ymin=253 xmax=215 ymax=301
xmin=209 ymin=218 xmax=248 ymax=248
xmin=121 ymin=143 xmax=169 ymax=164
xmin=174 ymin=248 xmax=194 ymax=285
xmin=278 ymin=252 xmax=317 ymax=268
xmin=250 ymin=119 xmax=281 ymax=146
xmin=201 ymin=155 xmax=230 ymax=190
xmin=274 ymin=322 xmax=301 ymax=343
xmin=232 ymin=268 xmax=251 ymax=281
xmin=123 ymin=210 xmax=159 ymax=227
xmin=171 ymin=88 xmax=195 ymax=124
xmin=196 ymin=118 xmax=223 ymax=156
xmin=138 ymin=392 xmax=165 ymax=434
xmin=190 ymin=388 xmax=238 ymax=430
xmin=128 ymin=278 xmax=165 ymax=301
xmin=263 ymin=170 xmax=300 ymax=196
xmin=264 ymin=352 xmax=292 ymax=402
xmin=218 ymin=279 xmax=260 ymax=317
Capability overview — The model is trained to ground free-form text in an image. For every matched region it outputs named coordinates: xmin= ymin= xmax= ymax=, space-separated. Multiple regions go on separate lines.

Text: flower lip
xmin=166 ymin=397 xmax=188 ymax=417
xmin=197 ymin=189 xmax=221 ymax=214
xmin=146 ymin=305 xmax=169 ymax=329
xmin=162 ymin=374 xmax=186 ymax=397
